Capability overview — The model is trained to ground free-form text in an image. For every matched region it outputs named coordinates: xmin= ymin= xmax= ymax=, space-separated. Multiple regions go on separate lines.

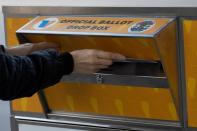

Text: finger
xmin=81 ymin=64 xmax=108 ymax=72
xmin=37 ymin=42 xmax=60 ymax=50
xmin=94 ymin=58 xmax=112 ymax=66
xmin=86 ymin=57 xmax=112 ymax=66
xmin=95 ymin=65 xmax=109 ymax=69
xmin=96 ymin=50 xmax=126 ymax=61
xmin=77 ymin=65 xmax=100 ymax=74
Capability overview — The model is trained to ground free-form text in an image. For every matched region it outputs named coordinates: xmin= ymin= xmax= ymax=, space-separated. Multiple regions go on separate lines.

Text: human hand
xmin=70 ymin=49 xmax=126 ymax=74
xmin=6 ymin=42 xmax=60 ymax=56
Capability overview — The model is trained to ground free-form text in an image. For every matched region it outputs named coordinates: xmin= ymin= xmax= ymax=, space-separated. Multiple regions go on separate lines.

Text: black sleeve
xmin=0 ymin=45 xmax=5 ymax=53
xmin=0 ymin=49 xmax=74 ymax=100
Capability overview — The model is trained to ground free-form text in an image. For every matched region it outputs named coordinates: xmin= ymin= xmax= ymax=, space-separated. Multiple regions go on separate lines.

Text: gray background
xmin=1 ymin=0 xmax=197 ymax=7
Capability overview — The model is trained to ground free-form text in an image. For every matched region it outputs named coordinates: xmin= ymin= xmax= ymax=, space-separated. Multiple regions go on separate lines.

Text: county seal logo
xmin=128 ymin=20 xmax=155 ymax=33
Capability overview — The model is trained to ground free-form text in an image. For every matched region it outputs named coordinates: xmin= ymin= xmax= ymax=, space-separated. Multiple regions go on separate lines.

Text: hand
xmin=70 ymin=49 xmax=126 ymax=74
xmin=6 ymin=42 xmax=60 ymax=56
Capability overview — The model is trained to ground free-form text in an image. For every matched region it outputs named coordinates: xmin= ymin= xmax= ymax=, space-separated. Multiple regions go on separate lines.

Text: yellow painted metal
xmin=183 ymin=20 xmax=197 ymax=127
xmin=24 ymin=34 xmax=159 ymax=60
xmin=6 ymin=18 xmax=32 ymax=47
xmin=6 ymin=18 xmax=44 ymax=113
xmin=155 ymin=22 xmax=180 ymax=113
xmin=45 ymin=82 xmax=178 ymax=120
xmin=11 ymin=94 xmax=44 ymax=113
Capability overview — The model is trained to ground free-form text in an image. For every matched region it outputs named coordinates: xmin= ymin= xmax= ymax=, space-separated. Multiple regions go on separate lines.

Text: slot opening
xmin=98 ymin=59 xmax=165 ymax=77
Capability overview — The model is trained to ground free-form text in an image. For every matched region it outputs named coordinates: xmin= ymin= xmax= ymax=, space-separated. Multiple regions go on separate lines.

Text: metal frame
xmin=2 ymin=6 xmax=193 ymax=131
xmin=11 ymin=116 xmax=120 ymax=131
xmin=61 ymin=73 xmax=168 ymax=88
xmin=37 ymin=91 xmax=50 ymax=118
xmin=177 ymin=16 xmax=197 ymax=130
xmin=2 ymin=6 xmax=197 ymax=17
xmin=11 ymin=115 xmax=181 ymax=131
xmin=11 ymin=111 xmax=182 ymax=131
xmin=177 ymin=17 xmax=188 ymax=130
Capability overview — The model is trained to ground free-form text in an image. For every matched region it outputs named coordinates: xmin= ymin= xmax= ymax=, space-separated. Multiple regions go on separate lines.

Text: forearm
xmin=5 ymin=43 xmax=32 ymax=56
xmin=0 ymin=49 xmax=73 ymax=100
xmin=4 ymin=42 xmax=60 ymax=56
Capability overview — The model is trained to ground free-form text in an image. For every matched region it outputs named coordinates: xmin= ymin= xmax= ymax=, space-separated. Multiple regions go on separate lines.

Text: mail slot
xmin=16 ymin=16 xmax=178 ymax=89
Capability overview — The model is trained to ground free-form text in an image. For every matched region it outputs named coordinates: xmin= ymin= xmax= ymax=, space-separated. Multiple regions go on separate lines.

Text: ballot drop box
xmin=8 ymin=15 xmax=183 ymax=131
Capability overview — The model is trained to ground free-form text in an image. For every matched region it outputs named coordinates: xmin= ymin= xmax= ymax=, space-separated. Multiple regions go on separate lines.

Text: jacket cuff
xmin=0 ymin=45 xmax=5 ymax=53
xmin=58 ymin=52 xmax=74 ymax=75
